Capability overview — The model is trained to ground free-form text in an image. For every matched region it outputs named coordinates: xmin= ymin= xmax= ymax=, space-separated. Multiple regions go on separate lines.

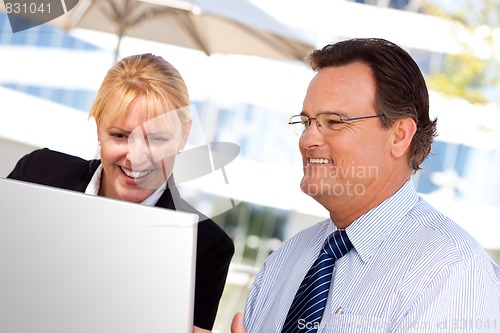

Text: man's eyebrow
xmin=300 ymin=110 xmax=344 ymax=117
xmin=317 ymin=111 xmax=349 ymax=117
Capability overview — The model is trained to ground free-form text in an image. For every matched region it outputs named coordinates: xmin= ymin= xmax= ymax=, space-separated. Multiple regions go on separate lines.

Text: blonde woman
xmin=8 ymin=53 xmax=234 ymax=331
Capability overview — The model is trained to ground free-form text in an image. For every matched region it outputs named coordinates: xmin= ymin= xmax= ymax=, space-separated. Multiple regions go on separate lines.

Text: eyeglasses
xmin=288 ymin=112 xmax=384 ymax=135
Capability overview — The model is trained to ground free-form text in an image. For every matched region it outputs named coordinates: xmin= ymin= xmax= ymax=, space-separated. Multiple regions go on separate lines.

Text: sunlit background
xmin=1 ymin=1 xmax=499 ymax=332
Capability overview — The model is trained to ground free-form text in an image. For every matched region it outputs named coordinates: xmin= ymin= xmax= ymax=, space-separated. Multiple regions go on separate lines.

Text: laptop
xmin=0 ymin=177 xmax=198 ymax=333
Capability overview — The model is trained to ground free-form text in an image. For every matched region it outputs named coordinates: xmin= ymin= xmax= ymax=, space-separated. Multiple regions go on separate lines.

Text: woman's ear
xmin=96 ymin=124 xmax=104 ymax=143
xmin=391 ymin=117 xmax=416 ymax=158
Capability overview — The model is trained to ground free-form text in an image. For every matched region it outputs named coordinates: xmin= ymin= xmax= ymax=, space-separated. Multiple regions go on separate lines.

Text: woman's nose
xmin=126 ymin=134 xmax=150 ymax=167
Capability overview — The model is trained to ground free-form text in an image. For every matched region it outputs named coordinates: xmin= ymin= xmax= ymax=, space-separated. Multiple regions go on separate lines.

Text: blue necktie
xmin=281 ymin=229 xmax=353 ymax=333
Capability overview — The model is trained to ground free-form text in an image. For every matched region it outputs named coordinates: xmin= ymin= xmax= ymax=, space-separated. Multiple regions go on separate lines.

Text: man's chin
xmin=300 ymin=180 xmax=331 ymax=197
xmin=300 ymin=178 xmax=369 ymax=199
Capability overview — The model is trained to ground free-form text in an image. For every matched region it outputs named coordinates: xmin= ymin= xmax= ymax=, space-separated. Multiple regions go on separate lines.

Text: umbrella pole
xmin=114 ymin=32 xmax=123 ymax=63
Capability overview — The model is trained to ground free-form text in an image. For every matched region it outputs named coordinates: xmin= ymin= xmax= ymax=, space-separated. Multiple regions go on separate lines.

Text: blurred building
xmin=1 ymin=3 xmax=500 ymax=331
xmin=0 ymin=14 xmax=101 ymax=110
xmin=1 ymin=0 xmax=500 ymax=259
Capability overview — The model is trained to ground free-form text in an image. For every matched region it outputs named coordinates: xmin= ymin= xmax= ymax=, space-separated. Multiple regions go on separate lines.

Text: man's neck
xmin=322 ymin=176 xmax=412 ymax=229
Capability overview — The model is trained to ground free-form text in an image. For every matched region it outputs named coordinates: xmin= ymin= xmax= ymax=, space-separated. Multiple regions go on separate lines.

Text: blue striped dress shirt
xmin=243 ymin=180 xmax=500 ymax=332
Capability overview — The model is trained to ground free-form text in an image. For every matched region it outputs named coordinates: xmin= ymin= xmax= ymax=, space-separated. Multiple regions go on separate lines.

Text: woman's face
xmin=97 ymin=97 xmax=188 ymax=203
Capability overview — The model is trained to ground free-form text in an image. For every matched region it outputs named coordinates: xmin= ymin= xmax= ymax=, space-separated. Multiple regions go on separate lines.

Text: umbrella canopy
xmin=51 ymin=0 xmax=316 ymax=61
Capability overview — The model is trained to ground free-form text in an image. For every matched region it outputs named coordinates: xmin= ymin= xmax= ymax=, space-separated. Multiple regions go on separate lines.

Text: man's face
xmin=299 ymin=61 xmax=394 ymax=206
xmin=97 ymin=97 xmax=188 ymax=203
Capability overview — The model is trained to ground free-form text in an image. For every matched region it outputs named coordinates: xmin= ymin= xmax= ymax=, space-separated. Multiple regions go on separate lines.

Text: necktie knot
xmin=322 ymin=229 xmax=353 ymax=262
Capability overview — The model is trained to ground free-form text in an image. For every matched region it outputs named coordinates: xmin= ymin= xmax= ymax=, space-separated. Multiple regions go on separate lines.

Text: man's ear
xmin=391 ymin=117 xmax=416 ymax=158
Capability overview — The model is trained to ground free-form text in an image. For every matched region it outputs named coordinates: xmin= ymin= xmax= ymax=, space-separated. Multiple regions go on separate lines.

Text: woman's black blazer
xmin=8 ymin=148 xmax=234 ymax=330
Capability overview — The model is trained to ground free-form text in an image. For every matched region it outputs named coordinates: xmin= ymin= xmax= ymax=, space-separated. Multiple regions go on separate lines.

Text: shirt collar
xmin=84 ymin=164 xmax=166 ymax=207
xmin=343 ymin=179 xmax=420 ymax=263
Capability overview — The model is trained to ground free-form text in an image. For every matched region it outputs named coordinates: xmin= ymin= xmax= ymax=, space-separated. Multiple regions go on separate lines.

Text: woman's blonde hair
xmin=89 ymin=53 xmax=191 ymax=134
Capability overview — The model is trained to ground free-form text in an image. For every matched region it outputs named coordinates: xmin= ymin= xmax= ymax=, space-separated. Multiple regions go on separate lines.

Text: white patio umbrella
xmin=51 ymin=0 xmax=316 ymax=62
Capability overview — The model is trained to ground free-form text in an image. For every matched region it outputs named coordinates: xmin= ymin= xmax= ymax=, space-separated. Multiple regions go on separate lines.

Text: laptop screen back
xmin=0 ymin=178 xmax=198 ymax=333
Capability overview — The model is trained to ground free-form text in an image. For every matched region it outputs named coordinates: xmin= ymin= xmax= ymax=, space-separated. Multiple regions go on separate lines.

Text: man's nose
xmin=299 ymin=119 xmax=324 ymax=149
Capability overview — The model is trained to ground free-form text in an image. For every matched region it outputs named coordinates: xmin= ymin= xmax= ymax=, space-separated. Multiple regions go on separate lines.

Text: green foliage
xmin=455 ymin=0 xmax=500 ymax=26
xmin=421 ymin=0 xmax=499 ymax=104
xmin=426 ymin=53 xmax=489 ymax=104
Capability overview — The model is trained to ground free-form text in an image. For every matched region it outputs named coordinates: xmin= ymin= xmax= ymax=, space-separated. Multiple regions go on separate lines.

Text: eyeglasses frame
xmin=288 ymin=112 xmax=384 ymax=135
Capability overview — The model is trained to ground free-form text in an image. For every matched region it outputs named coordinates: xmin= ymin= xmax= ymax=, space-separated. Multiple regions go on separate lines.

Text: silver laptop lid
xmin=0 ymin=177 xmax=198 ymax=333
